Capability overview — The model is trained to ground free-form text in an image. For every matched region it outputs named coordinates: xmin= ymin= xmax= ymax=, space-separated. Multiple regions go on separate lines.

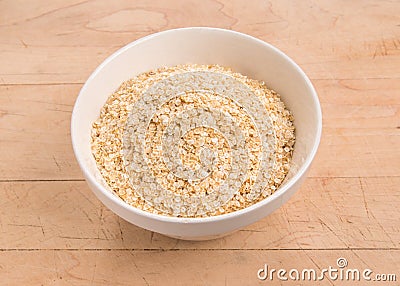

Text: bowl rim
xmin=71 ymin=27 xmax=322 ymax=224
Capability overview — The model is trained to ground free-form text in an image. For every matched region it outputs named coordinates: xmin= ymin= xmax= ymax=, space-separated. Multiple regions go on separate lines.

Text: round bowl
xmin=71 ymin=27 xmax=322 ymax=240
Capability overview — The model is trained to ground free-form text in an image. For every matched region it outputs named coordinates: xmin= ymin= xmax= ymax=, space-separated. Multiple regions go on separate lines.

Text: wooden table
xmin=1 ymin=1 xmax=399 ymax=285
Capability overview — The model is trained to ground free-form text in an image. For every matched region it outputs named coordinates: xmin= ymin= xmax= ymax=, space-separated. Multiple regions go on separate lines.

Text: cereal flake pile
xmin=91 ymin=64 xmax=295 ymax=217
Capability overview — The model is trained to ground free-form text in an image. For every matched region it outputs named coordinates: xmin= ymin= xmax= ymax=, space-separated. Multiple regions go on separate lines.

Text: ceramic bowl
xmin=71 ymin=27 xmax=322 ymax=240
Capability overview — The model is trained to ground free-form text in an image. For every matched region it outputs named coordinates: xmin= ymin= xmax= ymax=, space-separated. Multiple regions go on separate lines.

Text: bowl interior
xmin=72 ymin=28 xmax=321 ymax=212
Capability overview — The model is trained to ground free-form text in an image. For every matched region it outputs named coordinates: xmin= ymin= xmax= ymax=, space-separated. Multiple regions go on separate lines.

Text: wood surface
xmin=0 ymin=0 xmax=399 ymax=285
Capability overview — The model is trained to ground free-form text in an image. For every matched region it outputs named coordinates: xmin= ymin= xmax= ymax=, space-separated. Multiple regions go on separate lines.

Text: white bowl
xmin=71 ymin=27 xmax=322 ymax=240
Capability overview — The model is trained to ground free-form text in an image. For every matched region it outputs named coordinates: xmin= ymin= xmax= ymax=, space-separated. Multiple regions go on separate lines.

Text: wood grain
xmin=0 ymin=250 xmax=398 ymax=285
xmin=0 ymin=178 xmax=398 ymax=250
xmin=0 ymin=0 xmax=399 ymax=84
xmin=0 ymin=0 xmax=399 ymax=284
xmin=1 ymin=79 xmax=399 ymax=180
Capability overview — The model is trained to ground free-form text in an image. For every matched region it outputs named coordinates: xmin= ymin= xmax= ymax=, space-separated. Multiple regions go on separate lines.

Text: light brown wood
xmin=1 ymin=79 xmax=399 ymax=180
xmin=0 ymin=178 xmax=399 ymax=250
xmin=0 ymin=0 xmax=399 ymax=284
xmin=0 ymin=0 xmax=399 ymax=84
xmin=0 ymin=250 xmax=399 ymax=286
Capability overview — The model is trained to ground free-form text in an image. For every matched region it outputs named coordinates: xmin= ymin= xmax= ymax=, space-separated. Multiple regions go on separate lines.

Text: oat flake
xmin=91 ymin=64 xmax=295 ymax=218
